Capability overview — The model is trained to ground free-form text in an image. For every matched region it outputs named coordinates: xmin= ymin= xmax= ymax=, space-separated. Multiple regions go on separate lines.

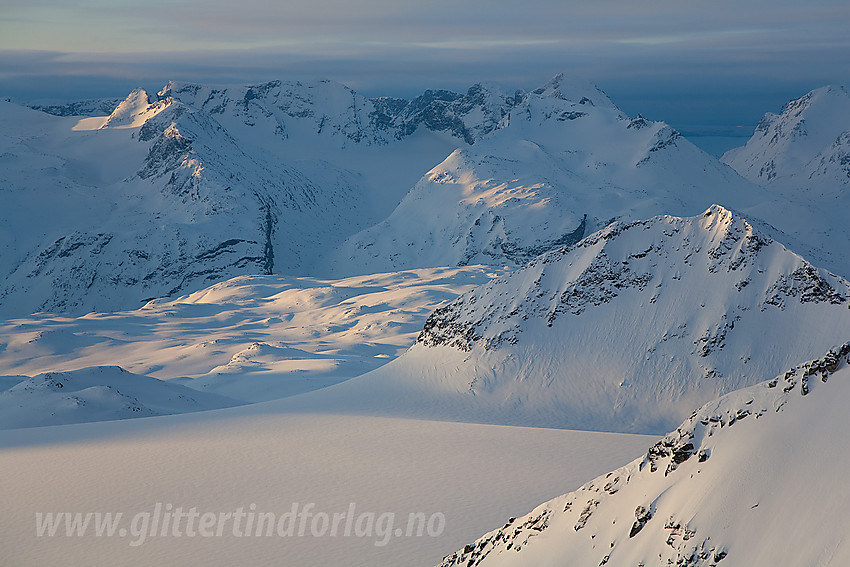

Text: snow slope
xmin=0 ymin=91 xmax=385 ymax=316
xmin=0 ymin=366 xmax=241 ymax=429
xmin=0 ymin=404 xmax=653 ymax=567
xmin=437 ymin=344 xmax=850 ymax=567
xmin=0 ymin=267 xmax=495 ymax=405
xmin=278 ymin=206 xmax=850 ymax=434
xmin=327 ymin=75 xmax=768 ymax=274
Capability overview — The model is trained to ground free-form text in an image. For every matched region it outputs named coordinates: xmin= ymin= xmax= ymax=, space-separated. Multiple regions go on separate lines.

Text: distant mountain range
xmin=5 ymin=76 xmax=847 ymax=318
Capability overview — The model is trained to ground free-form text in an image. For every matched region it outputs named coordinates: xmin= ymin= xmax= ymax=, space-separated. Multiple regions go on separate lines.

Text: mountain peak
xmin=101 ymin=88 xmax=170 ymax=129
xmin=722 ymin=84 xmax=850 ymax=188
xmin=532 ymin=72 xmax=617 ymax=109
xmin=365 ymin=206 xmax=850 ymax=432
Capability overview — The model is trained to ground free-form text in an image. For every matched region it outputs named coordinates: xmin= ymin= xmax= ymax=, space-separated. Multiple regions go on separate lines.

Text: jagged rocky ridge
xmin=156 ymin=78 xmax=527 ymax=147
xmin=418 ymin=206 xmax=846 ymax=353
xmin=327 ymin=78 xmax=768 ymax=274
xmin=437 ymin=344 xmax=850 ymax=567
xmin=308 ymin=206 xmax=850 ymax=433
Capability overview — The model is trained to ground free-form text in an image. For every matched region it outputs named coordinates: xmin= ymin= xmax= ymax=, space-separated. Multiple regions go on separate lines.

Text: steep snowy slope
xmin=437 ymin=344 xmax=850 ymax=567
xmin=722 ymin=85 xmax=850 ymax=191
xmin=327 ymin=75 xmax=769 ymax=274
xmin=0 ymin=366 xmax=241 ymax=429
xmin=281 ymin=206 xmax=850 ymax=433
xmin=1 ymin=93 xmax=324 ymax=316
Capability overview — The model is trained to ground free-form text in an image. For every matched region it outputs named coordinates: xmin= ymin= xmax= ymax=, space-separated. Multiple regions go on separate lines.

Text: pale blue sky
xmin=1 ymin=0 xmax=848 ymax=141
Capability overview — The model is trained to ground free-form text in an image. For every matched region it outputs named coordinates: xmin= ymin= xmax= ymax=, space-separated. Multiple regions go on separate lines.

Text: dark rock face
xmin=629 ymin=505 xmax=653 ymax=538
xmin=389 ymin=84 xmax=524 ymax=144
xmin=29 ymin=99 xmax=124 ymax=117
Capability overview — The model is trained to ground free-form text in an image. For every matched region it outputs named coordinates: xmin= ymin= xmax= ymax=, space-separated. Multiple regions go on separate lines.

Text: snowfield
xmin=0 ymin=267 xmax=496 ymax=417
xmin=0 ymin=406 xmax=653 ymax=567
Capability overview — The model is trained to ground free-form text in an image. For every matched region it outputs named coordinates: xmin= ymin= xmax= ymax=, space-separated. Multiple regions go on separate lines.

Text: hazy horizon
xmin=2 ymin=0 xmax=848 ymax=153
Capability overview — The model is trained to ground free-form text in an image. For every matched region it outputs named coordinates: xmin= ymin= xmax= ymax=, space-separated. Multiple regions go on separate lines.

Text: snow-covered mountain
xmin=5 ymin=75 xmax=850 ymax=317
xmin=0 ymin=78 xmax=495 ymax=317
xmin=326 ymin=75 xmax=768 ymax=274
xmin=281 ymin=206 xmax=850 ymax=433
xmin=719 ymin=86 xmax=850 ymax=276
xmin=437 ymin=343 xmax=850 ymax=567
xmin=0 ymin=74 xmax=775 ymax=318
xmin=0 ymin=366 xmax=241 ymax=429
xmin=722 ymin=85 xmax=850 ymax=191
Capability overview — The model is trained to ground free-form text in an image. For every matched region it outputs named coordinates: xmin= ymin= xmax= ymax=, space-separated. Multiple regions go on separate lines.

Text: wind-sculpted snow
xmin=308 ymin=206 xmax=850 ymax=433
xmin=0 ymin=366 xmax=241 ymax=429
xmin=0 ymin=267 xmax=495 ymax=406
xmin=437 ymin=344 xmax=850 ymax=567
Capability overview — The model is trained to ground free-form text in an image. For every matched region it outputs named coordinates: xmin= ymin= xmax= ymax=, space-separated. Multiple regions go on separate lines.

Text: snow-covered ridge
xmin=718 ymin=84 xmax=850 ymax=279
xmin=157 ymin=77 xmax=527 ymax=146
xmin=277 ymin=206 xmax=850 ymax=433
xmin=418 ymin=205 xmax=846 ymax=353
xmin=437 ymin=343 xmax=850 ymax=567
